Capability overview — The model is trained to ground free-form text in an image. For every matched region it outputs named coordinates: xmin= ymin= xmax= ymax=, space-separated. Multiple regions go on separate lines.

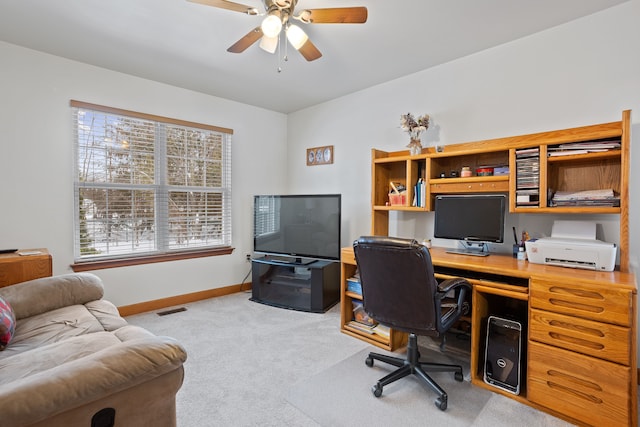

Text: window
xmin=71 ymin=100 xmax=232 ymax=266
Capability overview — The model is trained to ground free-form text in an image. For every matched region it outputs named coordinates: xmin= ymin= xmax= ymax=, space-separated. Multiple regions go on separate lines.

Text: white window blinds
xmin=72 ymin=100 xmax=232 ymax=261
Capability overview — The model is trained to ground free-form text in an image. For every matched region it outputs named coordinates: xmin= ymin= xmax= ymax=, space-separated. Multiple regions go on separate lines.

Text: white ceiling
xmin=0 ymin=0 xmax=627 ymax=113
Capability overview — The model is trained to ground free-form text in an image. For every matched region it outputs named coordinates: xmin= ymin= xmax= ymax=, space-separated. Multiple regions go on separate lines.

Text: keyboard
xmin=445 ymin=250 xmax=490 ymax=257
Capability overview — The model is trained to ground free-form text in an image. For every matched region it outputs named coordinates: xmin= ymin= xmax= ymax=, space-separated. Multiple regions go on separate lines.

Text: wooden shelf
xmin=370 ymin=110 xmax=631 ymax=272
xmin=339 ymin=247 xmax=407 ymax=351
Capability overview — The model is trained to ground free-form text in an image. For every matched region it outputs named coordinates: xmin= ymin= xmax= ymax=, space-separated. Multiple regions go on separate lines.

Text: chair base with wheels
xmin=365 ymin=333 xmax=464 ymax=410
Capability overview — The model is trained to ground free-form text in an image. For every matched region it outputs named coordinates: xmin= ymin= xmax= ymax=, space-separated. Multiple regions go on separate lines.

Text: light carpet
xmin=126 ymin=292 xmax=573 ymax=426
xmin=286 ymin=346 xmax=571 ymax=427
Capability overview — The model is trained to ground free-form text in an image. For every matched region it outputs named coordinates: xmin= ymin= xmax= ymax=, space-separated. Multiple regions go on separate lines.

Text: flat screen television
xmin=253 ymin=194 xmax=341 ymax=263
xmin=434 ymin=194 xmax=506 ymax=255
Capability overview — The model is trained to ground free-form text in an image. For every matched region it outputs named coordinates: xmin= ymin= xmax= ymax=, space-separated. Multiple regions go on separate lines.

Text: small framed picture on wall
xmin=306 ymin=145 xmax=333 ymax=166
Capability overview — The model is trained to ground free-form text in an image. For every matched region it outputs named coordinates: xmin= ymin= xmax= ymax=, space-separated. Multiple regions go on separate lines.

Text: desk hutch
xmin=339 ymin=111 xmax=637 ymax=426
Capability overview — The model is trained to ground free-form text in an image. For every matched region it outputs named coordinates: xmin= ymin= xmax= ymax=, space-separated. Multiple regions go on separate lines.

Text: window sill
xmin=71 ymin=247 xmax=234 ymax=272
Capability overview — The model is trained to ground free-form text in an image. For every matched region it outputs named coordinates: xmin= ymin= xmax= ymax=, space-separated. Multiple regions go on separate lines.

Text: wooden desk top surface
xmin=341 ymin=246 xmax=637 ymax=291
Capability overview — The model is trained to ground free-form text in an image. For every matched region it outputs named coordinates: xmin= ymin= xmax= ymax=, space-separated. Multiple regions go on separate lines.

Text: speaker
xmin=484 ymin=316 xmax=522 ymax=395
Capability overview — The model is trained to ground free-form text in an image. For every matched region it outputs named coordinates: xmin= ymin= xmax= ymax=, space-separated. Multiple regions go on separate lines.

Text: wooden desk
xmin=0 ymin=249 xmax=52 ymax=288
xmin=340 ymin=246 xmax=637 ymax=427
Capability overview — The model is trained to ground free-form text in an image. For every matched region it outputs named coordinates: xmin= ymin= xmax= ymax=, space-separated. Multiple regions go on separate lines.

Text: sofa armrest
xmin=0 ymin=335 xmax=187 ymax=427
xmin=0 ymin=273 xmax=104 ymax=320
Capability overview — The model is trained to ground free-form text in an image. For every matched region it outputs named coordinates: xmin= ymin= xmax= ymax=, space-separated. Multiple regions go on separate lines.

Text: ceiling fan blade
xmin=227 ymin=27 xmax=264 ymax=53
xmin=187 ymin=0 xmax=259 ymax=15
xmin=298 ymin=7 xmax=368 ymax=24
xmin=298 ymin=38 xmax=322 ymax=62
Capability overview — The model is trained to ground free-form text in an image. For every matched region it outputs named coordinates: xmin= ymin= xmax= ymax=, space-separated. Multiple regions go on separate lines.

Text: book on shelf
xmin=352 ymin=300 xmax=376 ymax=326
xmin=412 ymin=178 xmax=425 ymax=207
xmin=346 ymin=276 xmax=362 ymax=295
xmin=515 ymin=147 xmax=540 ymax=157
xmin=555 ymin=141 xmax=621 ymax=149
xmin=346 ymin=321 xmax=391 ymax=339
xmin=548 ymin=140 xmax=621 ymax=156
xmin=372 ymin=324 xmax=390 ymax=339
xmin=347 ymin=320 xmax=376 ymax=334
xmin=548 ymin=149 xmax=590 ymax=157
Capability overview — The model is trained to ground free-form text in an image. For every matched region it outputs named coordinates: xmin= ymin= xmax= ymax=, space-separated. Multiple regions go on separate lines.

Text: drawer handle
xmin=547 ymin=369 xmax=602 ymax=392
xmin=548 ymin=298 xmax=604 ymax=314
xmin=548 ymin=286 xmax=605 ymax=300
xmin=548 ymin=332 xmax=605 ymax=350
xmin=546 ymin=381 xmax=603 ymax=404
xmin=549 ymin=319 xmax=604 ymax=337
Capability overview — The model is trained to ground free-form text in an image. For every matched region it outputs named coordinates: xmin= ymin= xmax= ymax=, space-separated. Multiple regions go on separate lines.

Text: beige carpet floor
xmin=126 ymin=291 xmax=575 ymax=426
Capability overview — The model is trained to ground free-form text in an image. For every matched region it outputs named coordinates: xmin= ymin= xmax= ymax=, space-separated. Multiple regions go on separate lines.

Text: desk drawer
xmin=529 ymin=308 xmax=630 ymax=365
xmin=529 ymin=278 xmax=632 ymax=327
xmin=430 ymin=180 xmax=509 ymax=193
xmin=528 ymin=341 xmax=631 ymax=427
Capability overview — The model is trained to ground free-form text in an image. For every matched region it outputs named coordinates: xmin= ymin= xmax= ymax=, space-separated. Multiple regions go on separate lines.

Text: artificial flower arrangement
xmin=400 ymin=113 xmax=430 ymax=141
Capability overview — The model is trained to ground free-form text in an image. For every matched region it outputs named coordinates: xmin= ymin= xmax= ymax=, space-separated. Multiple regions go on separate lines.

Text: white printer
xmin=525 ymin=220 xmax=617 ymax=272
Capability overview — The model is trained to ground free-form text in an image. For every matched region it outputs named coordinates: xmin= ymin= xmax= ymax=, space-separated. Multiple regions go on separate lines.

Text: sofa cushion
xmin=0 ymin=273 xmax=104 ymax=320
xmin=0 ymin=304 xmax=113 ymax=359
xmin=0 ymin=296 xmax=16 ymax=350
xmin=0 ymin=325 xmax=158 ymax=385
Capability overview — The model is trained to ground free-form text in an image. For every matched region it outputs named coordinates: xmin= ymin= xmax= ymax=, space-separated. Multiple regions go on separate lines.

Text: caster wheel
xmin=455 ymin=371 xmax=463 ymax=382
xmin=372 ymin=384 xmax=383 ymax=398
xmin=435 ymin=396 xmax=447 ymax=411
xmin=365 ymin=357 xmax=374 ymax=367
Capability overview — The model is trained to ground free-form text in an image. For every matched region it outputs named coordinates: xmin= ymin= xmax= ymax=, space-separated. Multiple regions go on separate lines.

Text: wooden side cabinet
xmin=528 ymin=277 xmax=637 ymax=427
xmin=0 ymin=249 xmax=52 ymax=288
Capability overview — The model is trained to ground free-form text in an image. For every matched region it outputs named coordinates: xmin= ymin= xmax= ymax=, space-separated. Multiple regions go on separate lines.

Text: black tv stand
xmin=260 ymin=256 xmax=315 ymax=266
xmin=250 ymin=257 xmax=340 ymax=313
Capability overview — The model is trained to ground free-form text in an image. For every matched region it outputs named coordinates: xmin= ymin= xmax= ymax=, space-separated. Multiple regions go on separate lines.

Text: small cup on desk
xmin=513 ymin=244 xmax=520 ymax=258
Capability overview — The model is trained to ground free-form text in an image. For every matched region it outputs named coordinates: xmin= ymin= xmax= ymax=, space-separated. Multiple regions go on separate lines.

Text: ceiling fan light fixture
xmin=259 ymin=35 xmax=278 ymax=54
xmin=273 ymin=0 xmax=292 ymax=8
xmin=286 ymin=24 xmax=308 ymax=50
xmin=261 ymin=13 xmax=282 ymax=38
xmin=295 ymin=10 xmax=312 ymax=24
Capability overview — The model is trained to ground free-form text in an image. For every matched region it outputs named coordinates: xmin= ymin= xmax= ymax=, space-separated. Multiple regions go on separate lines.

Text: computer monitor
xmin=434 ymin=194 xmax=506 ymax=255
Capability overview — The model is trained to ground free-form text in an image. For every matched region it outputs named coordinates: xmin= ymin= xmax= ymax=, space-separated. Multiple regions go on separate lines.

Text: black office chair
xmin=353 ymin=236 xmax=471 ymax=411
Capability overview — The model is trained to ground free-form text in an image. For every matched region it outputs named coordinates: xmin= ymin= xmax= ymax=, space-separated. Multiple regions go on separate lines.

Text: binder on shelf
xmin=346 ymin=276 xmax=362 ymax=295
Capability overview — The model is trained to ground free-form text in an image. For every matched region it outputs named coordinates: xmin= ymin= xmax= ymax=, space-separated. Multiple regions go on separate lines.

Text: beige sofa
xmin=0 ymin=273 xmax=187 ymax=427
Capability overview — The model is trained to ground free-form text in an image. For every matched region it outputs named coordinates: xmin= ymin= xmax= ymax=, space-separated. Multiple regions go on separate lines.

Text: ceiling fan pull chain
xmin=277 ymin=33 xmax=283 ymax=72
xmin=283 ymin=26 xmax=290 ymax=63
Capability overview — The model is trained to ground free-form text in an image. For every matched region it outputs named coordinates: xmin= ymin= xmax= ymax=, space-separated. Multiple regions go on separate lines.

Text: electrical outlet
xmin=246 ymin=254 xmax=251 ymax=262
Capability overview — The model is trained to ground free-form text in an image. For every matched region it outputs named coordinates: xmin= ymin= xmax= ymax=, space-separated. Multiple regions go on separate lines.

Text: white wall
xmin=0 ymin=41 xmax=288 ymax=306
xmin=1 ymin=2 xmax=638 ymax=316
xmin=287 ymin=0 xmax=639 ymax=269
xmin=287 ymin=0 xmax=640 ymax=364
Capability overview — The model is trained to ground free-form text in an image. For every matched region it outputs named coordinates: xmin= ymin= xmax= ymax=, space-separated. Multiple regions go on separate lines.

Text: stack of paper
xmin=551 ymin=189 xmax=619 ymax=207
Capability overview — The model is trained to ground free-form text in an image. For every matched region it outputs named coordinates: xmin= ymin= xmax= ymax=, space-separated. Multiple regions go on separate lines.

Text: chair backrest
xmin=353 ymin=236 xmax=439 ymax=336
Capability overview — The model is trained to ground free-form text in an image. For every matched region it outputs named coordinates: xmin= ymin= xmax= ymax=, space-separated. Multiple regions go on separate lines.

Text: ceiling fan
xmin=187 ymin=0 xmax=368 ymax=61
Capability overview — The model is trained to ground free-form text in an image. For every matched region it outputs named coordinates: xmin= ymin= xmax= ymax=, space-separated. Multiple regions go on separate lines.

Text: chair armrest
xmin=0 ymin=336 xmax=187 ymax=427
xmin=437 ymin=277 xmax=471 ymax=317
xmin=437 ymin=277 xmax=471 ymax=295
xmin=0 ymin=273 xmax=104 ymax=320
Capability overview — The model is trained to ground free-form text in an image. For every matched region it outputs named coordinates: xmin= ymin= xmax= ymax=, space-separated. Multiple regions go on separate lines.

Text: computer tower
xmin=484 ymin=316 xmax=522 ymax=395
